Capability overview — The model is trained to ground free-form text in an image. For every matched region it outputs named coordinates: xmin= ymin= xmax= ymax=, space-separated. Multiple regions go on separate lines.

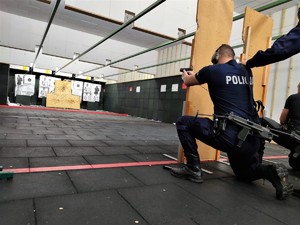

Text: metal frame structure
xmin=29 ymin=0 xmax=294 ymax=79
xmin=54 ymin=0 xmax=166 ymax=74
xmin=84 ymin=0 xmax=294 ymax=79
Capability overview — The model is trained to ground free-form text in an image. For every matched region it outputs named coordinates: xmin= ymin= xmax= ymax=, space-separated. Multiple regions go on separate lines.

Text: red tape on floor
xmin=3 ymin=156 xmax=288 ymax=174
xmin=0 ymin=105 xmax=128 ymax=117
xmin=3 ymin=160 xmax=178 ymax=174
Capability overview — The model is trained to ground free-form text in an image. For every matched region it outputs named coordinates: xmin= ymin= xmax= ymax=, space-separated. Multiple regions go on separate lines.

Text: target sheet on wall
xmin=83 ymin=82 xmax=101 ymax=102
xmin=15 ymin=74 xmax=36 ymax=96
xmin=39 ymin=75 xmax=61 ymax=98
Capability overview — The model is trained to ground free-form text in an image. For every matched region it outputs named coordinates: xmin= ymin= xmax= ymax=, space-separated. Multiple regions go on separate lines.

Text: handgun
xmin=180 ymin=68 xmax=193 ymax=72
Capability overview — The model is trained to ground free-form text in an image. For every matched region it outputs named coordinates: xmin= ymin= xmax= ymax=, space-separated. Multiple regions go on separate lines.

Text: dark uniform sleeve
xmin=284 ymin=95 xmax=293 ymax=109
xmin=195 ymin=66 xmax=211 ymax=84
xmin=246 ymin=22 xmax=300 ymax=68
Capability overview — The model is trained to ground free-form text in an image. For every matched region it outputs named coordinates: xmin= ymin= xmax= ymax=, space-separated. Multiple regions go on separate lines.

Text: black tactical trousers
xmin=176 ymin=116 xmax=263 ymax=181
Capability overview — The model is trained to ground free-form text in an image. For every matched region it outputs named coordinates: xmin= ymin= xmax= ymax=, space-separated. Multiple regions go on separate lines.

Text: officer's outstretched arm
xmin=181 ymin=70 xmax=200 ymax=86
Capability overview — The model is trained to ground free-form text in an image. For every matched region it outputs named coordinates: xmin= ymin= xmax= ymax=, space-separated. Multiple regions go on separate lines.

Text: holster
xmin=213 ymin=115 xmax=227 ymax=134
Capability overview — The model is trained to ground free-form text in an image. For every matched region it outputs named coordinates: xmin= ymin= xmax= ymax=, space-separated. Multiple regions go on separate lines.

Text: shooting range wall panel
xmin=0 ymin=63 xmax=9 ymax=104
xmin=15 ymin=96 xmax=31 ymax=105
xmin=87 ymin=102 xmax=100 ymax=111
xmin=184 ymin=0 xmax=234 ymax=160
xmin=103 ymin=76 xmax=186 ymax=124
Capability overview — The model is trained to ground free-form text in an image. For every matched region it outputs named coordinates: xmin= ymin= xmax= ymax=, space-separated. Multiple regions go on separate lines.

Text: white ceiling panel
xmin=0 ymin=0 xmax=298 ymax=79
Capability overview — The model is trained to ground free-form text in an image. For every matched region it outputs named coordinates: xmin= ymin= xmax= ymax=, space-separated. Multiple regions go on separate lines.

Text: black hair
xmin=218 ymin=44 xmax=235 ymax=59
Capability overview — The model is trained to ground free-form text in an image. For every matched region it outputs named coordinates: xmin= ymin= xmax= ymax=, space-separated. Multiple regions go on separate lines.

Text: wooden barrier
xmin=46 ymin=80 xmax=80 ymax=110
xmin=241 ymin=7 xmax=273 ymax=115
xmin=178 ymin=0 xmax=234 ymax=162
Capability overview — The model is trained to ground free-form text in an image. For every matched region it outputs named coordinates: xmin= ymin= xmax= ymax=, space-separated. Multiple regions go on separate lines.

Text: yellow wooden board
xmin=181 ymin=0 xmax=234 ymax=161
xmin=242 ymin=7 xmax=273 ymax=107
xmin=46 ymin=80 xmax=80 ymax=110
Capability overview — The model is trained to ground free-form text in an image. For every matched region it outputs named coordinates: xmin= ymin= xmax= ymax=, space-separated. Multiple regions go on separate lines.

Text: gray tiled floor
xmin=0 ymin=106 xmax=299 ymax=225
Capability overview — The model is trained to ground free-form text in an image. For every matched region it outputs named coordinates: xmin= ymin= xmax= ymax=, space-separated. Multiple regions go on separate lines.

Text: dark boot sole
xmin=274 ymin=164 xmax=294 ymax=200
xmin=170 ymin=170 xmax=203 ymax=183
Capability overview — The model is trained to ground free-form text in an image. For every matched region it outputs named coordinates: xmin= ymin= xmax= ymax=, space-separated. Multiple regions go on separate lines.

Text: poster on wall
xmin=49 ymin=77 xmax=60 ymax=93
xmin=92 ymin=84 xmax=101 ymax=102
xmin=83 ymin=82 xmax=92 ymax=102
xmin=171 ymin=84 xmax=179 ymax=92
xmin=39 ymin=75 xmax=50 ymax=98
xmin=72 ymin=81 xmax=83 ymax=97
xmin=15 ymin=74 xmax=36 ymax=96
xmin=82 ymin=82 xmax=101 ymax=102
xmin=160 ymin=84 xmax=167 ymax=92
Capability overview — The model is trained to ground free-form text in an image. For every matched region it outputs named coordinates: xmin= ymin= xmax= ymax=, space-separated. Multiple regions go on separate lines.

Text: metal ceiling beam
xmin=55 ymin=0 xmax=166 ymax=74
xmin=233 ymin=0 xmax=293 ymax=20
xmin=83 ymin=0 xmax=294 ymax=78
xmin=103 ymin=57 xmax=190 ymax=78
xmin=82 ymin=32 xmax=194 ymax=75
xmin=102 ymin=28 xmax=290 ymax=79
xmin=32 ymin=0 xmax=61 ymax=67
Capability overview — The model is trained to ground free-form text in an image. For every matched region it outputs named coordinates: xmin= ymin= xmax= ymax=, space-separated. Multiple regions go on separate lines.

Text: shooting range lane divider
xmin=3 ymin=160 xmax=178 ymax=174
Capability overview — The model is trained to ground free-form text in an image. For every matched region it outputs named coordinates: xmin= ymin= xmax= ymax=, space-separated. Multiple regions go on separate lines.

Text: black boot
xmin=259 ymin=163 xmax=293 ymax=200
xmin=170 ymin=154 xmax=203 ymax=183
xmin=289 ymin=146 xmax=300 ymax=171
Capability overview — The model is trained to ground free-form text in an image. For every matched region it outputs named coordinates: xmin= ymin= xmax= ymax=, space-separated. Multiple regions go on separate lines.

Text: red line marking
xmin=262 ymin=155 xmax=288 ymax=159
xmin=0 ymin=105 xmax=128 ymax=117
xmin=3 ymin=160 xmax=178 ymax=174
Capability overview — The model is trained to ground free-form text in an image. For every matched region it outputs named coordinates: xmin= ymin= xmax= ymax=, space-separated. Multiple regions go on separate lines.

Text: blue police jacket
xmin=195 ymin=60 xmax=257 ymax=122
xmin=246 ymin=21 xmax=300 ymax=68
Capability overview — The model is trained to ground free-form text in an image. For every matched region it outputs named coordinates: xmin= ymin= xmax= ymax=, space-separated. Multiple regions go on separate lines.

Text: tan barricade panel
xmin=182 ymin=0 xmax=234 ymax=161
xmin=242 ymin=7 xmax=273 ymax=106
xmin=46 ymin=80 xmax=80 ymax=110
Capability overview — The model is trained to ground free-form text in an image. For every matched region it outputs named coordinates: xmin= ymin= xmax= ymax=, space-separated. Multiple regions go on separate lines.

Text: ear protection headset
xmin=211 ymin=45 xmax=221 ymax=65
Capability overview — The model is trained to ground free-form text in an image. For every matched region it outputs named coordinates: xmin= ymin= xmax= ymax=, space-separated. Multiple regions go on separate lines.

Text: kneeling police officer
xmin=171 ymin=44 xmax=293 ymax=200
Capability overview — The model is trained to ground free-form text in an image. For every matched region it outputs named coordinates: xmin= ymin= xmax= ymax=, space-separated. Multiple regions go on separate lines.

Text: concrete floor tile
xmin=53 ymin=146 xmax=102 ymax=156
xmin=0 ymin=172 xmax=76 ymax=202
xmin=0 ymin=199 xmax=35 ymax=225
xmin=35 ymin=191 xmax=148 ymax=225
xmin=68 ymin=168 xmax=143 ymax=192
